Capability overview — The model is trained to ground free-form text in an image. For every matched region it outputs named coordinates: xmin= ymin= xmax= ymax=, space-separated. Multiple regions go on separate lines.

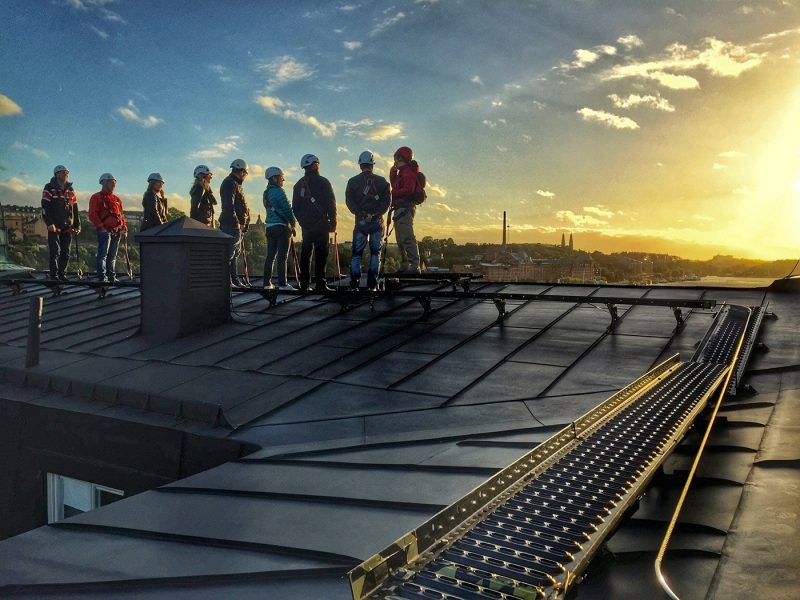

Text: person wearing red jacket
xmin=88 ymin=172 xmax=127 ymax=283
xmin=389 ymin=146 xmax=421 ymax=273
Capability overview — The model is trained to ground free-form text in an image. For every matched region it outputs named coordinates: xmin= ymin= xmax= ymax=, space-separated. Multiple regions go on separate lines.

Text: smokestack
xmin=502 ymin=211 xmax=507 ymax=247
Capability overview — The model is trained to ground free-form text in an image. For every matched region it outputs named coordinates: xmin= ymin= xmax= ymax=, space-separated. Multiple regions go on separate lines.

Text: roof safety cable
xmin=654 ymin=307 xmax=751 ymax=600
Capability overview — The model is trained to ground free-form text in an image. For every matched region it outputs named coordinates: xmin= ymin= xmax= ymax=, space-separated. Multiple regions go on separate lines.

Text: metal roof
xmin=0 ymin=274 xmax=797 ymax=598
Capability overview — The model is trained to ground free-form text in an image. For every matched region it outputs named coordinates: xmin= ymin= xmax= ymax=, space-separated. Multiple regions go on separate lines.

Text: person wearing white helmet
xmin=219 ymin=159 xmax=251 ymax=286
xmin=140 ymin=173 xmax=168 ymax=231
xmin=262 ymin=167 xmax=297 ymax=290
xmin=189 ymin=165 xmax=217 ymax=226
xmin=345 ymin=151 xmax=391 ymax=290
xmin=292 ymin=154 xmax=337 ymax=292
xmin=41 ymin=165 xmax=80 ymax=281
xmin=88 ymin=172 xmax=127 ymax=282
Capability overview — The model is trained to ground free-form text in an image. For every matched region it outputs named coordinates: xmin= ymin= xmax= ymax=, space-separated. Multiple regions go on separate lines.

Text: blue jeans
xmin=96 ymin=230 xmax=121 ymax=281
xmin=350 ymin=220 xmax=383 ymax=288
xmin=220 ymin=223 xmax=242 ymax=281
xmin=264 ymin=225 xmax=291 ymax=286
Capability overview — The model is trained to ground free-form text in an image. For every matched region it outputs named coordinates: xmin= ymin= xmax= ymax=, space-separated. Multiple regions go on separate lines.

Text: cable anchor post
xmin=493 ymin=298 xmax=506 ymax=323
xmin=606 ymin=303 xmax=619 ymax=330
xmin=672 ymin=307 xmax=685 ymax=333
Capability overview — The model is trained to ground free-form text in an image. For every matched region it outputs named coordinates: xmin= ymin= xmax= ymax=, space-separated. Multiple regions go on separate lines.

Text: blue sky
xmin=1 ymin=0 xmax=799 ymax=259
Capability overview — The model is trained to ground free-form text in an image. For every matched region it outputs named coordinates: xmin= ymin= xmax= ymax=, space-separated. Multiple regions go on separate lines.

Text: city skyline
xmin=1 ymin=0 xmax=799 ymax=260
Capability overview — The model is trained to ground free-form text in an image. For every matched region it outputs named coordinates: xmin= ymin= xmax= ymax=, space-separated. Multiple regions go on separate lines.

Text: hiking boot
xmin=314 ymin=283 xmax=334 ymax=293
xmin=264 ymin=282 xmax=276 ymax=290
xmin=57 ymin=274 xmax=69 ymax=282
xmin=278 ymin=283 xmax=297 ymax=291
xmin=107 ymin=275 xmax=118 ymax=284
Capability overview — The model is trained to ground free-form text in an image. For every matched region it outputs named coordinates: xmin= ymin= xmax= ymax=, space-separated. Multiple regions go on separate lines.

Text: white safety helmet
xmin=230 ymin=158 xmax=249 ymax=172
xmin=147 ymin=172 xmax=164 ymax=183
xmin=358 ymin=151 xmax=375 ymax=166
xmin=193 ymin=165 xmax=211 ymax=177
xmin=300 ymin=153 xmax=319 ymax=169
xmin=265 ymin=167 xmax=283 ymax=180
xmin=53 ymin=165 xmax=69 ymax=175
xmin=98 ymin=172 xmax=116 ymax=184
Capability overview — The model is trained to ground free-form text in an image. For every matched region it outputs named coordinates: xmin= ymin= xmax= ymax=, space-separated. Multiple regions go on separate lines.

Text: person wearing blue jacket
xmin=262 ymin=167 xmax=297 ymax=290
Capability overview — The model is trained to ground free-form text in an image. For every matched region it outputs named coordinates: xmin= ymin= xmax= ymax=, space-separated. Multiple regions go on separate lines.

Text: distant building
xmin=125 ymin=210 xmax=144 ymax=232
xmin=569 ymin=233 xmax=574 ymax=252
xmin=454 ymin=253 xmax=598 ymax=283
xmin=1 ymin=205 xmax=47 ymax=241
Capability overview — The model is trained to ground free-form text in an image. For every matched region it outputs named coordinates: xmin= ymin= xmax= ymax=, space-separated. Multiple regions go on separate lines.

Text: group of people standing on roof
xmin=40 ymin=146 xmax=426 ymax=290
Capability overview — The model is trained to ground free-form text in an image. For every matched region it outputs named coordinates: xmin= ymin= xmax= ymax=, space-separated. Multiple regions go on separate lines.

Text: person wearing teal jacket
xmin=262 ymin=167 xmax=297 ymax=290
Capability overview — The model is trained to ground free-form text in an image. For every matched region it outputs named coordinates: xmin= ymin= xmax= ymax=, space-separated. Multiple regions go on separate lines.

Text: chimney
xmin=502 ymin=211 xmax=507 ymax=247
xmin=135 ymin=217 xmax=232 ymax=341
xmin=569 ymin=233 xmax=574 ymax=252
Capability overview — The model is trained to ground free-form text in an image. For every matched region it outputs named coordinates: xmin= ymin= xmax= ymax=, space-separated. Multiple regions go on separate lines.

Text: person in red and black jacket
xmin=389 ymin=146 xmax=421 ymax=273
xmin=41 ymin=165 xmax=80 ymax=281
xmin=292 ymin=153 xmax=337 ymax=292
xmin=88 ymin=172 xmax=127 ymax=283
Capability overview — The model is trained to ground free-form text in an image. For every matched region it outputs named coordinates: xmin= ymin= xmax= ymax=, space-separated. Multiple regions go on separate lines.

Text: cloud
xmin=87 ymin=24 xmax=109 ymax=39
xmin=432 ymin=202 xmax=457 ymax=213
xmin=555 ymin=210 xmax=608 ymax=227
xmin=0 ymin=94 xmax=23 ymax=116
xmin=693 ymin=214 xmax=715 ymax=222
xmin=719 ymin=150 xmax=745 ymax=158
xmin=608 ymin=93 xmax=675 ymax=112
xmin=712 ymin=162 xmax=727 ymax=170
xmin=562 ymin=44 xmax=617 ymax=70
xmin=366 ymin=123 xmax=404 ymax=140
xmin=583 ymin=206 xmax=615 ymax=218
xmin=343 ymin=41 xmax=362 ymax=51
xmin=601 ymin=37 xmax=763 ymax=90
xmin=536 ymin=190 xmax=555 ymax=198
xmin=116 ymin=100 xmax=163 ymax=128
xmin=249 ymin=163 xmax=265 ymax=178
xmin=0 ymin=177 xmax=43 ymax=208
xmin=371 ymin=12 xmax=405 ymax=37
xmin=11 ymin=142 xmax=49 ymax=159
xmin=109 ymin=57 xmax=124 ymax=66
xmin=471 ymin=75 xmax=483 ymax=85
xmin=577 ymin=108 xmax=639 ymax=130
xmin=337 ymin=146 xmax=350 ymax=153
xmin=255 ymin=95 xmax=336 ymax=137
xmin=339 ymin=159 xmax=360 ymax=171
xmin=617 ymin=34 xmax=643 ymax=50
xmin=209 ymin=64 xmax=231 ymax=82
xmin=664 ymin=7 xmax=686 ymax=19
xmin=256 ymin=56 xmax=314 ymax=91
xmin=427 ymin=183 xmax=447 ymax=198
xmin=335 ymin=118 xmax=405 ymax=140
xmin=189 ymin=136 xmax=241 ymax=159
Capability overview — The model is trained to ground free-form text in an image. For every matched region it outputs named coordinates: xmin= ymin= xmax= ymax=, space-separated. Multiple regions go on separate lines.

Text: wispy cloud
xmin=189 ymin=136 xmax=241 ymax=159
xmin=256 ymin=56 xmax=314 ymax=91
xmin=432 ymin=202 xmax=457 ymax=212
xmin=109 ymin=57 xmax=124 ymax=67
xmin=87 ymin=24 xmax=109 ymax=39
xmin=364 ymin=123 xmax=404 ymax=140
xmin=371 ymin=12 xmax=405 ymax=37
xmin=601 ymin=37 xmax=763 ymax=90
xmin=536 ymin=190 xmax=555 ymax=198
xmin=255 ymin=95 xmax=336 ymax=137
xmin=561 ymin=44 xmax=617 ymax=70
xmin=116 ymin=100 xmax=163 ymax=128
xmin=719 ymin=150 xmax=745 ymax=158
xmin=555 ymin=210 xmax=608 ymax=227
xmin=693 ymin=214 xmax=715 ymax=222
xmin=11 ymin=141 xmax=49 ymax=159
xmin=343 ymin=41 xmax=362 ymax=51
xmin=583 ymin=205 xmax=615 ymax=219
xmin=338 ymin=4 xmax=358 ymax=11
xmin=617 ymin=34 xmax=643 ymax=50
xmin=471 ymin=75 xmax=483 ymax=85
xmin=209 ymin=64 xmax=231 ymax=82
xmin=608 ymin=93 xmax=675 ymax=112
xmin=335 ymin=118 xmax=405 ymax=140
xmin=577 ymin=108 xmax=639 ymax=130
xmin=712 ymin=162 xmax=727 ymax=170
xmin=427 ymin=183 xmax=447 ymax=198
xmin=0 ymin=94 xmax=23 ymax=116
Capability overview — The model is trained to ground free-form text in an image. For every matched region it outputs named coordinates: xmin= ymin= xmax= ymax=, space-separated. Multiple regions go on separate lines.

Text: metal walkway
xmin=349 ymin=304 xmax=754 ymax=600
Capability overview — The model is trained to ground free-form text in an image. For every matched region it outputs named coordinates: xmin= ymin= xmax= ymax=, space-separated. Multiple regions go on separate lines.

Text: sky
xmin=1 ymin=0 xmax=799 ymax=260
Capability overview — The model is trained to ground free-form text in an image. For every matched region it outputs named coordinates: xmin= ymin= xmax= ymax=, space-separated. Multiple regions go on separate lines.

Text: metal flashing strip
xmin=348 ymin=354 xmax=682 ymax=600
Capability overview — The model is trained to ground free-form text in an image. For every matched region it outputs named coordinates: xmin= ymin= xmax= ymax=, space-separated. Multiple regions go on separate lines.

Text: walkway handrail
xmin=654 ymin=306 xmax=752 ymax=599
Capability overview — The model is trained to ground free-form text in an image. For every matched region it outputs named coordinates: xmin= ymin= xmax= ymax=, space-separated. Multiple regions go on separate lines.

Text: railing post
xmin=25 ymin=296 xmax=43 ymax=368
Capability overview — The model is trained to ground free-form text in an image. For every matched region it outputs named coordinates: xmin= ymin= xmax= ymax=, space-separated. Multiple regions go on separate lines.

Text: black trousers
xmin=299 ymin=224 xmax=329 ymax=289
xmin=47 ymin=230 xmax=72 ymax=277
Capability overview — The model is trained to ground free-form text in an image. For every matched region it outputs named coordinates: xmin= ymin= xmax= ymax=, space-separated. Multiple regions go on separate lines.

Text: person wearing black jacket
xmin=41 ymin=165 xmax=80 ymax=281
xmin=292 ymin=154 xmax=336 ymax=292
xmin=189 ymin=165 xmax=216 ymax=226
xmin=140 ymin=173 xmax=168 ymax=231
xmin=345 ymin=151 xmax=390 ymax=290
xmin=219 ymin=159 xmax=251 ymax=286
